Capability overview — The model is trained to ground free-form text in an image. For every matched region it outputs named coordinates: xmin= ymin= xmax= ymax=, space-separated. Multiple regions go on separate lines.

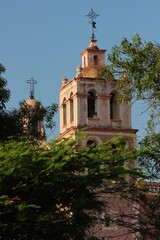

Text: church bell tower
xmin=57 ymin=10 xmax=137 ymax=147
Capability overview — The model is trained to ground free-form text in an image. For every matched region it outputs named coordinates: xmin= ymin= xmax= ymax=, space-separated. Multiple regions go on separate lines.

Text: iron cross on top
xmin=27 ymin=77 xmax=37 ymax=99
xmin=86 ymin=8 xmax=100 ymax=39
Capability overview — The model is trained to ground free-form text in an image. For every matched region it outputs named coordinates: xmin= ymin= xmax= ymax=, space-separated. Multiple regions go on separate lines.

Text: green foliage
xmin=94 ymin=35 xmax=160 ymax=238
xmin=0 ymin=63 xmax=23 ymax=141
xmin=0 ymin=63 xmax=10 ymax=111
xmin=138 ymin=133 xmax=160 ymax=181
xmin=0 ymin=109 xmax=23 ymax=141
xmin=0 ymin=136 xmax=134 ymax=239
xmin=108 ymin=34 xmax=160 ymax=102
xmin=43 ymin=103 xmax=58 ymax=130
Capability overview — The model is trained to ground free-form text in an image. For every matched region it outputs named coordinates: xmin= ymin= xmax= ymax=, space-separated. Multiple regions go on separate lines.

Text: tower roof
xmin=80 ymin=38 xmax=106 ymax=78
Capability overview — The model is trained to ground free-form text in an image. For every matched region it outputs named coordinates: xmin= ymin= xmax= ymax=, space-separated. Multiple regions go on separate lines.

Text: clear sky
xmin=1 ymin=0 xmax=160 ymax=140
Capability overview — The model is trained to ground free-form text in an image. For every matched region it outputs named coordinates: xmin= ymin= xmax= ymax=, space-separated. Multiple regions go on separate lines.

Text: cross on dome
xmin=27 ymin=77 xmax=37 ymax=99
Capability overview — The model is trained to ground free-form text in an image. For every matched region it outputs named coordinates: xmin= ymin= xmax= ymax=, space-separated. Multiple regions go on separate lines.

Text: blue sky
xmin=1 ymin=0 xmax=160 ymax=140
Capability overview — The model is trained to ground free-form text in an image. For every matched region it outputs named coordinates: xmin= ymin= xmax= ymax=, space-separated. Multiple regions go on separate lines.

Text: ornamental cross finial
xmin=86 ymin=8 xmax=99 ymax=40
xmin=27 ymin=77 xmax=37 ymax=99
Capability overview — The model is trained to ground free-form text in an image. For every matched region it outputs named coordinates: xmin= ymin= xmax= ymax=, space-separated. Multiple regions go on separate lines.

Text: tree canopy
xmin=0 ymin=136 xmax=135 ymax=240
xmin=97 ymin=34 xmax=160 ymax=239
xmin=98 ymin=34 xmax=160 ymax=125
xmin=0 ymin=63 xmax=21 ymax=140
xmin=108 ymin=33 xmax=160 ymax=101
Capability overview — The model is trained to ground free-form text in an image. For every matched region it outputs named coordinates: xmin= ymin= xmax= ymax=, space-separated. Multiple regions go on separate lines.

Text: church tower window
xmin=88 ymin=91 xmax=96 ymax=118
xmin=63 ymin=97 xmax=67 ymax=126
xmin=94 ymin=55 xmax=98 ymax=65
xmin=70 ymin=92 xmax=74 ymax=122
xmin=110 ymin=92 xmax=120 ymax=119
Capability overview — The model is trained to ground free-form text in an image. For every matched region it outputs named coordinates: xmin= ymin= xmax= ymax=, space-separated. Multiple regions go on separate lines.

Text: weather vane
xmin=27 ymin=77 xmax=37 ymax=99
xmin=86 ymin=8 xmax=99 ymax=40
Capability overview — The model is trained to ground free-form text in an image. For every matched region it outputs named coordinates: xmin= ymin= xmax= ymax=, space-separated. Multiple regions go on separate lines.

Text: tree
xmin=97 ymin=35 xmax=160 ymax=239
xmin=0 ymin=63 xmax=21 ymax=140
xmin=0 ymin=63 xmax=10 ymax=111
xmin=0 ymin=136 xmax=135 ymax=240
xmin=110 ymin=134 xmax=160 ymax=240
xmin=89 ymin=135 xmax=160 ymax=240
xmin=0 ymin=108 xmax=23 ymax=140
xmin=108 ymin=34 xmax=160 ymax=100
xmin=108 ymin=34 xmax=160 ymax=127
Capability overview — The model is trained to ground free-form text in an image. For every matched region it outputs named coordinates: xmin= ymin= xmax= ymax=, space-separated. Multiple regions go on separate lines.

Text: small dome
xmin=24 ymin=97 xmax=43 ymax=109
xmin=25 ymin=98 xmax=40 ymax=108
